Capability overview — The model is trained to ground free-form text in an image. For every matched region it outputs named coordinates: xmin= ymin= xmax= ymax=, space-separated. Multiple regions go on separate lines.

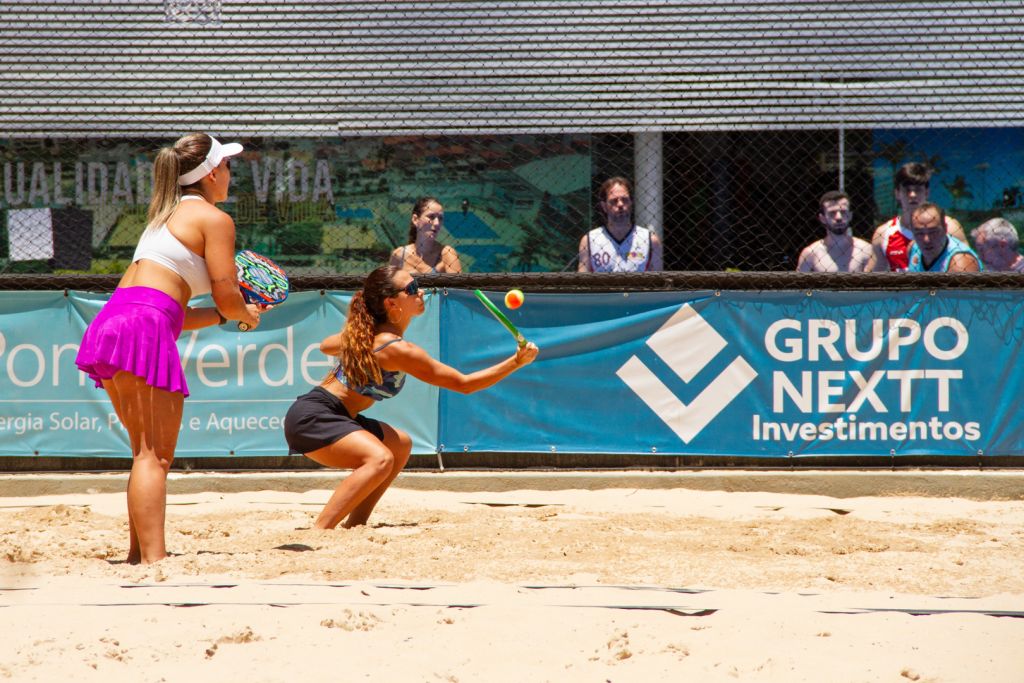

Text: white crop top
xmin=132 ymin=196 xmax=212 ymax=296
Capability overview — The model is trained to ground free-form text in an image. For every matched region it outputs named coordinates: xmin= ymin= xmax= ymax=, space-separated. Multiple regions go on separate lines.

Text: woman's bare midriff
xmin=319 ymin=376 xmax=375 ymax=416
xmin=117 ymin=260 xmax=193 ymax=310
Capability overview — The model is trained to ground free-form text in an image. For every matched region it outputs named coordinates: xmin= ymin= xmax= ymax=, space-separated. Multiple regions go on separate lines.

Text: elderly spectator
xmin=972 ymin=217 xmax=1024 ymax=272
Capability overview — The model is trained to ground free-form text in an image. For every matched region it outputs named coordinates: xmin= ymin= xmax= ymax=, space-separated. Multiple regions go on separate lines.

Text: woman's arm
xmin=319 ymin=332 xmax=344 ymax=357
xmin=202 ymin=210 xmax=259 ymax=328
xmin=382 ymin=340 xmax=538 ymax=394
xmin=442 ymin=245 xmax=463 ymax=273
xmin=182 ymin=306 xmax=224 ymax=331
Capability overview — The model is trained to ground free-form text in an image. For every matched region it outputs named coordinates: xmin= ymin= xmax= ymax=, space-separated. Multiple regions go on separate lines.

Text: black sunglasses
xmin=400 ymin=279 xmax=420 ymax=296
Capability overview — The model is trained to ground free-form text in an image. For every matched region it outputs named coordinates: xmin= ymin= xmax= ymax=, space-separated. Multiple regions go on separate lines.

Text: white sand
xmin=2 ymin=478 xmax=1023 ymax=681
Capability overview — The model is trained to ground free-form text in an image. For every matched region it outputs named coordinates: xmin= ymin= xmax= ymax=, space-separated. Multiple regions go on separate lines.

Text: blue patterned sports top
xmin=334 ymin=338 xmax=407 ymax=401
xmin=906 ymin=235 xmax=983 ymax=272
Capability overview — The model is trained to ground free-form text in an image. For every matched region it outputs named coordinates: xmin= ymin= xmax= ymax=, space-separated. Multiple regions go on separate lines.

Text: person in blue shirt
xmin=906 ymin=203 xmax=982 ymax=272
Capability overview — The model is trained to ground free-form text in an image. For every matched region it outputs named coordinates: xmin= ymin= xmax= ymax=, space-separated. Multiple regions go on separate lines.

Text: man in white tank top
xmin=578 ymin=177 xmax=663 ymax=272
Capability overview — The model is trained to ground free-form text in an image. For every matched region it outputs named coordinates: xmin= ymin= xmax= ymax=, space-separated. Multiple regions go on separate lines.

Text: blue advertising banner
xmin=1 ymin=288 xmax=1021 ymax=458
xmin=440 ymin=289 xmax=1024 ymax=457
xmin=0 ymin=290 xmax=439 ymax=458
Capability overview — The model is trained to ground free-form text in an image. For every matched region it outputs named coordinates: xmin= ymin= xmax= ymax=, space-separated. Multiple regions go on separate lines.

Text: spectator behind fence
xmin=869 ymin=162 xmax=967 ymax=271
xmin=796 ymin=190 xmax=872 ymax=272
xmin=578 ymin=176 xmax=663 ymax=272
xmin=389 ymin=196 xmax=463 ymax=273
xmin=906 ymin=202 xmax=981 ymax=272
xmin=972 ymin=217 xmax=1024 ymax=272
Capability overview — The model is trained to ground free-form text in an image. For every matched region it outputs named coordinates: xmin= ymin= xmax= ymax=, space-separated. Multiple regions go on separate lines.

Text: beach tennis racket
xmin=235 ymin=250 xmax=289 ymax=331
xmin=473 ymin=289 xmax=527 ymax=348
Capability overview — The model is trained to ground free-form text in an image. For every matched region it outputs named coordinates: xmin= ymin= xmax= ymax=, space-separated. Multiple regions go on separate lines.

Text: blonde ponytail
xmin=146 ymin=147 xmax=181 ymax=229
xmin=145 ymin=133 xmax=212 ymax=230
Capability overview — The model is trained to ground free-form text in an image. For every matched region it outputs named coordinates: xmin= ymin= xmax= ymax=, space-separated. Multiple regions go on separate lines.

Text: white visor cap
xmin=177 ymin=135 xmax=244 ymax=186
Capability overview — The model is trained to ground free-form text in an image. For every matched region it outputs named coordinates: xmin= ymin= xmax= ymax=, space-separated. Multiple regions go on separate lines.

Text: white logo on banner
xmin=617 ymin=304 xmax=757 ymax=444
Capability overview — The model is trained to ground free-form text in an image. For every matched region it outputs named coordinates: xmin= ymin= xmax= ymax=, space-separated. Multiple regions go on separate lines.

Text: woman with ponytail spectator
xmin=75 ymin=133 xmax=263 ymax=564
xmin=283 ymin=265 xmax=537 ymax=529
xmin=389 ymin=196 xmax=463 ymax=273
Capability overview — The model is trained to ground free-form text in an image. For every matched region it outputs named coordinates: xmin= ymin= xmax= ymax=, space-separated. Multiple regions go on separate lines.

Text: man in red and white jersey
xmin=868 ymin=162 xmax=966 ymax=271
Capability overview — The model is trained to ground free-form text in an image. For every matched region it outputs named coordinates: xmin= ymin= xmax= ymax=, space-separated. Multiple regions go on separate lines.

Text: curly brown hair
xmin=335 ymin=265 xmax=403 ymax=388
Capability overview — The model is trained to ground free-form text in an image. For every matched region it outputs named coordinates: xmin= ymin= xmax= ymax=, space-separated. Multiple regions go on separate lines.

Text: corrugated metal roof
xmin=2 ymin=1 xmax=1023 ymax=137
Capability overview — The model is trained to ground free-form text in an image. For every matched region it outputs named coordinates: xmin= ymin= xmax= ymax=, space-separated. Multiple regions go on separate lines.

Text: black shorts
xmin=283 ymin=386 xmax=386 ymax=455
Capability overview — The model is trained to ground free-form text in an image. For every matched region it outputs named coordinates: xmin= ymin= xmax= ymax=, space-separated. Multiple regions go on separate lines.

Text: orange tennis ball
xmin=504 ymin=289 xmax=525 ymax=310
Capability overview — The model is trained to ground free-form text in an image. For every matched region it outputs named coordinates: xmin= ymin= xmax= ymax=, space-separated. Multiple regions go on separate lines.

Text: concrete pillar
xmin=633 ymin=131 xmax=663 ymax=237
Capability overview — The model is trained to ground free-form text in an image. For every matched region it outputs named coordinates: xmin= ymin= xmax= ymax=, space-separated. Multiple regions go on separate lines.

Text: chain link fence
xmin=3 ymin=2 xmax=1024 ymax=284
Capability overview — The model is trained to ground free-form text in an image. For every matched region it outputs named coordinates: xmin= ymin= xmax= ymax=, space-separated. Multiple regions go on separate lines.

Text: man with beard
xmin=868 ymin=162 xmax=966 ymax=271
xmin=578 ymin=176 xmax=663 ymax=272
xmin=796 ymin=191 xmax=872 ymax=272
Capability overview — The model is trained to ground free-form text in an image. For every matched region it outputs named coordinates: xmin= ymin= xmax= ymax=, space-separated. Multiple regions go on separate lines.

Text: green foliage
xmin=277 ymin=221 xmax=324 ymax=256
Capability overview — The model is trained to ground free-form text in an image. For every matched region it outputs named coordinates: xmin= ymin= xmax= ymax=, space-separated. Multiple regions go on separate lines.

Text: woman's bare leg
xmin=104 ymin=372 xmax=184 ymax=564
xmin=102 ymin=379 xmax=140 ymax=563
xmin=342 ymin=425 xmax=411 ymax=528
xmin=304 ymin=429 xmax=399 ymax=530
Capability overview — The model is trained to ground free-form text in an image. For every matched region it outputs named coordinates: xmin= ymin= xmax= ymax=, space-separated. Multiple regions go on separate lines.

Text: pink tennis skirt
xmin=75 ymin=286 xmax=190 ymax=396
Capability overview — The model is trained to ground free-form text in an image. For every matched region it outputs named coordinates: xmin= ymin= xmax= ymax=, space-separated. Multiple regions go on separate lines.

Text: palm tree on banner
xmin=876 ymin=138 xmax=913 ymax=174
xmin=917 ymin=152 xmax=948 ymax=176
xmin=943 ymin=176 xmax=974 ymax=211
xmin=875 ymin=138 xmax=913 ymax=214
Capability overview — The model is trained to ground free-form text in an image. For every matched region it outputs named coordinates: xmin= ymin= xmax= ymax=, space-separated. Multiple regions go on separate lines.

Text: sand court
xmin=1 ymin=470 xmax=1022 ymax=681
